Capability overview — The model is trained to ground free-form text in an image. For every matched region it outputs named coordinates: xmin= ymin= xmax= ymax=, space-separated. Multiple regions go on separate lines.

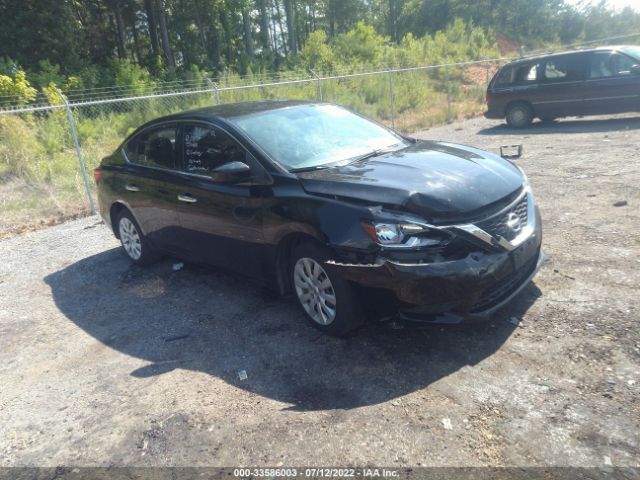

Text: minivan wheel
xmin=506 ymin=103 xmax=533 ymax=128
xmin=116 ymin=210 xmax=159 ymax=266
xmin=291 ymin=242 xmax=364 ymax=337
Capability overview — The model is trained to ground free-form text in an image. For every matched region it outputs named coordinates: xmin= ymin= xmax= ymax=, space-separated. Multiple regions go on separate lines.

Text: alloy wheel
xmin=293 ymin=257 xmax=337 ymax=325
xmin=119 ymin=217 xmax=142 ymax=260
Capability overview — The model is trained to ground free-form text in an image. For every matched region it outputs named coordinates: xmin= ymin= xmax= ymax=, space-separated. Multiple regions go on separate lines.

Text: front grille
xmin=476 ymin=195 xmax=528 ymax=241
xmin=471 ymin=253 xmax=538 ymax=313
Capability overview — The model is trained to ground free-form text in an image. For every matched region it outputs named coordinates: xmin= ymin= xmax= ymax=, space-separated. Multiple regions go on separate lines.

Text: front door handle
xmin=177 ymin=194 xmax=197 ymax=203
xmin=125 ymin=183 xmax=140 ymax=192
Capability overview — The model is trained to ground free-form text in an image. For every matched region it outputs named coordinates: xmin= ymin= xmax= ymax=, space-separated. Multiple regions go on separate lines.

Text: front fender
xmin=264 ymin=196 xmax=378 ymax=253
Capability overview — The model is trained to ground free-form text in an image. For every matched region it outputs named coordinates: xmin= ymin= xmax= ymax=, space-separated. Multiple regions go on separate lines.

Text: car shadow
xmin=44 ymin=248 xmax=541 ymax=411
xmin=479 ymin=115 xmax=640 ymax=135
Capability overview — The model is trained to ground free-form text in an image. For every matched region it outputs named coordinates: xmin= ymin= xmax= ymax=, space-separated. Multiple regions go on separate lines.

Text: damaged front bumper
xmin=328 ymin=209 xmax=545 ymax=324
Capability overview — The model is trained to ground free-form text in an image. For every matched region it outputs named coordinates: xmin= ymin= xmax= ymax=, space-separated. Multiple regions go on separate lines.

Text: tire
xmin=291 ymin=241 xmax=364 ymax=337
xmin=116 ymin=209 xmax=159 ymax=266
xmin=506 ymin=103 xmax=534 ymax=128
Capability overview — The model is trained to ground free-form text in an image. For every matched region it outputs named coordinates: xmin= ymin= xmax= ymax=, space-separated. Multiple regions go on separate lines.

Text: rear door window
xmin=124 ymin=125 xmax=179 ymax=170
xmin=496 ymin=63 xmax=538 ymax=86
xmin=590 ymin=51 xmax=637 ymax=78
xmin=541 ymin=55 xmax=586 ymax=82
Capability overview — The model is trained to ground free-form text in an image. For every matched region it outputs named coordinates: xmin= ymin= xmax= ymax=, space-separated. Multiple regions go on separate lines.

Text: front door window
xmin=182 ymin=125 xmax=246 ymax=175
xmin=590 ymin=52 xmax=637 ymax=79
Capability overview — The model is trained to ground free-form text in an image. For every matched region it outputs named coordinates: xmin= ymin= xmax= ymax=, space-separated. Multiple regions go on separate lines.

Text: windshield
xmin=229 ymin=104 xmax=409 ymax=171
xmin=621 ymin=46 xmax=640 ymax=61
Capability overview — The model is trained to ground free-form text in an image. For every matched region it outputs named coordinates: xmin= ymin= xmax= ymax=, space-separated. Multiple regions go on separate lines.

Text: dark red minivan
xmin=485 ymin=46 xmax=640 ymax=127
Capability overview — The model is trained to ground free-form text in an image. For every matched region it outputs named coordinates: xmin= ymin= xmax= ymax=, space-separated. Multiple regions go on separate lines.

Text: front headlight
xmin=362 ymin=222 xmax=450 ymax=248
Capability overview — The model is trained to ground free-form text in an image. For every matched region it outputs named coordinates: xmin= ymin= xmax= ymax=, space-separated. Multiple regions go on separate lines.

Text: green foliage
xmin=299 ymin=30 xmax=335 ymax=72
xmin=0 ymin=0 xmax=86 ymax=72
xmin=397 ymin=19 xmax=499 ymax=67
xmin=110 ymin=59 xmax=154 ymax=96
xmin=333 ymin=22 xmax=390 ymax=68
xmin=28 ymin=60 xmax=67 ymax=90
xmin=0 ymin=57 xmax=18 ymax=76
xmin=0 ymin=70 xmax=37 ymax=106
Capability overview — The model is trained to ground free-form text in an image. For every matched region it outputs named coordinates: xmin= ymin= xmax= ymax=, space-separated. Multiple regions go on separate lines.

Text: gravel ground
xmin=0 ymin=113 xmax=639 ymax=467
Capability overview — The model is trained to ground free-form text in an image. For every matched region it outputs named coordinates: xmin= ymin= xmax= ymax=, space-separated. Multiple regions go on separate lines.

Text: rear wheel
xmin=116 ymin=210 xmax=159 ymax=266
xmin=506 ymin=103 xmax=534 ymax=128
xmin=291 ymin=242 xmax=363 ymax=337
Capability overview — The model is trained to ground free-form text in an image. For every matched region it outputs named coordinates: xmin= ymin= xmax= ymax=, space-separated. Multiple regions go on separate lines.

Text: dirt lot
xmin=1 ymin=114 xmax=639 ymax=467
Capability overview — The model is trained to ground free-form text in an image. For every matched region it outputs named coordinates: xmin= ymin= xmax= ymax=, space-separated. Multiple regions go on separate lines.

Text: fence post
xmin=309 ymin=69 xmax=323 ymax=101
xmin=446 ymin=66 xmax=452 ymax=123
xmin=207 ymin=78 xmax=221 ymax=104
xmin=387 ymin=66 xmax=396 ymax=130
xmin=60 ymin=90 xmax=96 ymax=215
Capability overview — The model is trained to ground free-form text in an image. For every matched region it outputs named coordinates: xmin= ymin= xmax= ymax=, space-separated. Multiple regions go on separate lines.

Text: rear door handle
xmin=125 ymin=183 xmax=140 ymax=192
xmin=177 ymin=194 xmax=197 ymax=203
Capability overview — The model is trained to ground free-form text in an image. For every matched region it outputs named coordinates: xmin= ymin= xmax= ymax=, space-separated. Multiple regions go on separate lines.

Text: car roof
xmin=504 ymin=45 xmax=637 ymax=66
xmin=153 ymin=99 xmax=316 ymax=123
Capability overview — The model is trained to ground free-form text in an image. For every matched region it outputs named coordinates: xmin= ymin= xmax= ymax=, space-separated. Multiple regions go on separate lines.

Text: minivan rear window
xmin=496 ymin=63 xmax=538 ymax=86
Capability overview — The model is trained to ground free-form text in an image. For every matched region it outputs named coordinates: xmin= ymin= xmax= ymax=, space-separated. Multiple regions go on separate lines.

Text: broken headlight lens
xmin=363 ymin=222 xmax=449 ymax=248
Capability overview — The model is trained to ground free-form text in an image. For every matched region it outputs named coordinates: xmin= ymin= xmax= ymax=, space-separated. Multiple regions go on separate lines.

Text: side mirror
xmin=211 ymin=161 xmax=251 ymax=184
xmin=631 ymin=64 xmax=640 ymax=75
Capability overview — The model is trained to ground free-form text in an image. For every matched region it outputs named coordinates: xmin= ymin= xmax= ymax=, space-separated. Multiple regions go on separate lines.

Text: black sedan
xmin=95 ymin=101 xmax=544 ymax=336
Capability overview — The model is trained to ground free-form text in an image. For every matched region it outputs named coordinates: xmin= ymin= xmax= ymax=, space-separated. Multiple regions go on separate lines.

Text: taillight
xmin=485 ymin=91 xmax=492 ymax=105
xmin=94 ymin=167 xmax=102 ymax=185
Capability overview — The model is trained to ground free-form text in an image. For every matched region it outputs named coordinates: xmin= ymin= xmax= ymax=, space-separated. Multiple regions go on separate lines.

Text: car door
xmin=533 ymin=53 xmax=588 ymax=118
xmin=584 ymin=50 xmax=640 ymax=114
xmin=171 ymin=122 xmax=271 ymax=276
xmin=489 ymin=61 xmax=540 ymax=115
xmin=119 ymin=123 xmax=185 ymax=252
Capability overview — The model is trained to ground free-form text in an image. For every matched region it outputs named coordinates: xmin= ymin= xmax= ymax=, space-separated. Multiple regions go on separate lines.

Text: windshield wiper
xmin=291 ymin=144 xmax=407 ymax=173
xmin=353 ymin=144 xmax=405 ymax=162
xmin=290 ymin=164 xmax=332 ymax=173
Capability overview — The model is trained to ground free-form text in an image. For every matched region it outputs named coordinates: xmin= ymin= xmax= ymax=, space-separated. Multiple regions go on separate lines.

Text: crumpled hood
xmin=297 ymin=141 xmax=524 ymax=222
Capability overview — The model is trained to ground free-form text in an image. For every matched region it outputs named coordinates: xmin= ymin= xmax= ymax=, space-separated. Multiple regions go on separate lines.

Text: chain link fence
xmin=1 ymin=58 xmax=505 ymax=235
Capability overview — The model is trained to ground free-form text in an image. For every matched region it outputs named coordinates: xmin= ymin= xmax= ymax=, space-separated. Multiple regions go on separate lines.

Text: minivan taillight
xmin=485 ymin=91 xmax=492 ymax=105
xmin=94 ymin=167 xmax=102 ymax=185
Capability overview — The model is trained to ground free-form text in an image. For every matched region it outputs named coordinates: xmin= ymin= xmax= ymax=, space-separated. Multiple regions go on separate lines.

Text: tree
xmin=257 ymin=0 xmax=272 ymax=51
xmin=193 ymin=0 xmax=208 ymax=52
xmin=284 ymin=0 xmax=297 ymax=53
xmin=156 ymin=0 xmax=175 ymax=67
xmin=0 ymin=0 xmax=86 ymax=72
xmin=1 ymin=0 xmax=639 ymax=99
xmin=242 ymin=4 xmax=255 ymax=58
xmin=144 ymin=0 xmax=161 ymax=57
xmin=109 ymin=0 xmax=128 ymax=59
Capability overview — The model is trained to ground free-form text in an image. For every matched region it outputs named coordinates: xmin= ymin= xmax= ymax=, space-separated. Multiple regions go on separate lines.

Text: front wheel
xmin=116 ymin=210 xmax=159 ymax=266
xmin=291 ymin=242 xmax=364 ymax=337
xmin=506 ymin=103 xmax=534 ymax=128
